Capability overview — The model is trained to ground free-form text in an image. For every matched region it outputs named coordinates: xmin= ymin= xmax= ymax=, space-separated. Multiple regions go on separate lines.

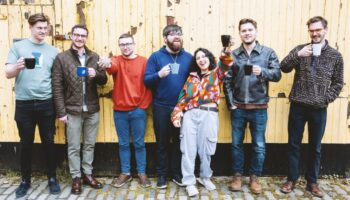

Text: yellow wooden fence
xmin=0 ymin=0 xmax=349 ymax=144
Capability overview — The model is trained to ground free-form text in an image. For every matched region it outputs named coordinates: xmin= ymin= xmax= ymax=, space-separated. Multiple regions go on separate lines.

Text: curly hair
xmin=189 ymin=48 xmax=217 ymax=74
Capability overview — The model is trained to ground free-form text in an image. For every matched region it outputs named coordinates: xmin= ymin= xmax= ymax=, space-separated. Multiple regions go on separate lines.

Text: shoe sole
xmin=140 ymin=183 xmax=151 ymax=188
xmin=82 ymin=181 xmax=103 ymax=189
xmin=157 ymin=185 xmax=167 ymax=189
xmin=186 ymin=188 xmax=199 ymax=196
xmin=112 ymin=177 xmax=133 ymax=188
xmin=196 ymin=178 xmax=216 ymax=191
xmin=172 ymin=179 xmax=185 ymax=187
xmin=71 ymin=190 xmax=82 ymax=195
xmin=306 ymin=186 xmax=324 ymax=198
xmin=230 ymin=187 xmax=242 ymax=192
xmin=251 ymin=189 xmax=262 ymax=194
xmin=280 ymin=188 xmax=293 ymax=194
xmin=49 ymin=190 xmax=61 ymax=195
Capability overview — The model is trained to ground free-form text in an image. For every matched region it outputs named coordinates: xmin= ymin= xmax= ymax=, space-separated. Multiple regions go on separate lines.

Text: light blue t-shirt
xmin=6 ymin=39 xmax=58 ymax=100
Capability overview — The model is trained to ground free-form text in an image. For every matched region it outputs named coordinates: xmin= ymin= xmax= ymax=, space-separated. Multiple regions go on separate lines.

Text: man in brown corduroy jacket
xmin=52 ymin=24 xmax=107 ymax=195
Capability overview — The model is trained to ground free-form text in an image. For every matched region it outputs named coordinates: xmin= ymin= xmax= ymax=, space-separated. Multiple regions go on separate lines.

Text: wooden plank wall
xmin=0 ymin=0 xmax=349 ymax=144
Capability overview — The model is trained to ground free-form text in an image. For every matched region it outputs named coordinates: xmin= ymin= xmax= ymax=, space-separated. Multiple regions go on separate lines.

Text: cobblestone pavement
xmin=1 ymin=175 xmax=350 ymax=199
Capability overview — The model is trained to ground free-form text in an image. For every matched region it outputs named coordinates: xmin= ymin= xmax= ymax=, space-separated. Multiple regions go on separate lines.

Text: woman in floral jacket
xmin=171 ymin=47 xmax=233 ymax=196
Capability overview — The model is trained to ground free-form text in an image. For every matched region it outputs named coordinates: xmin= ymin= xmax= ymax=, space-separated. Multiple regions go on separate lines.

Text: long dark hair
xmin=189 ymin=48 xmax=217 ymax=74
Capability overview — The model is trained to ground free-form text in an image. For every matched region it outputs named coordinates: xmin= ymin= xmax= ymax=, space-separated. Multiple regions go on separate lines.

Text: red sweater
xmin=107 ymin=55 xmax=152 ymax=111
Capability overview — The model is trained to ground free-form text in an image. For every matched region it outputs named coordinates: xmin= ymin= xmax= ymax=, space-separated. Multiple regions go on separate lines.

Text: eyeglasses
xmin=308 ymin=28 xmax=324 ymax=34
xmin=168 ymin=31 xmax=183 ymax=37
xmin=72 ymin=33 xmax=87 ymax=38
xmin=119 ymin=43 xmax=134 ymax=47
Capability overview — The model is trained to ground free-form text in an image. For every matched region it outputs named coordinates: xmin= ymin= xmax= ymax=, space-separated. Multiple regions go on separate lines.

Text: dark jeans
xmin=15 ymin=99 xmax=57 ymax=181
xmin=152 ymin=104 xmax=182 ymax=178
xmin=287 ymin=103 xmax=327 ymax=183
xmin=231 ymin=108 xmax=267 ymax=176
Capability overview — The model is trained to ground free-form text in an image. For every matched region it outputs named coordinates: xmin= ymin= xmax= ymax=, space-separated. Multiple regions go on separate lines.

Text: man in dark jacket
xmin=223 ymin=18 xmax=281 ymax=194
xmin=279 ymin=16 xmax=344 ymax=198
xmin=52 ymin=25 xmax=107 ymax=195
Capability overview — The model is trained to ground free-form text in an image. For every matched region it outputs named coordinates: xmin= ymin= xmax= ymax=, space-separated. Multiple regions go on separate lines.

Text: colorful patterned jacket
xmin=171 ymin=52 xmax=233 ymax=122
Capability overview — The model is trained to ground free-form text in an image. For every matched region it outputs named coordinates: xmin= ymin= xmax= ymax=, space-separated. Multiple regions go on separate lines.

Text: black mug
xmin=221 ymin=35 xmax=231 ymax=47
xmin=24 ymin=58 xmax=36 ymax=69
xmin=244 ymin=64 xmax=253 ymax=75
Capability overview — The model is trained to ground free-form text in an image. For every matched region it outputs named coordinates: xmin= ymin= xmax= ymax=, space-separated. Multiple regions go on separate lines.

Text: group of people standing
xmin=4 ymin=12 xmax=343 ymax=198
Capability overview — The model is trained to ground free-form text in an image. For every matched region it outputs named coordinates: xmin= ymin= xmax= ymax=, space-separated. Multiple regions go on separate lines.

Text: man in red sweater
xmin=98 ymin=33 xmax=152 ymax=187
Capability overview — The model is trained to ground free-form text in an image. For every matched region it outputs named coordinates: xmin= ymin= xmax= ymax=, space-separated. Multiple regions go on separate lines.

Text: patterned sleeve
xmin=171 ymin=76 xmax=191 ymax=122
xmin=217 ymin=50 xmax=233 ymax=80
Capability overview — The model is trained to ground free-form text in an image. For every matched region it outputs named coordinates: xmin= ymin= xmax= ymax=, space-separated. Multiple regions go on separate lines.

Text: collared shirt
xmin=78 ymin=49 xmax=86 ymax=67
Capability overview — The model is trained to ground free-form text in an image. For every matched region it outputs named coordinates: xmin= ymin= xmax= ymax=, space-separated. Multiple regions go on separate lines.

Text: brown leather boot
xmin=249 ymin=175 xmax=262 ymax=194
xmin=280 ymin=180 xmax=297 ymax=193
xmin=306 ymin=183 xmax=324 ymax=198
xmin=71 ymin=177 xmax=82 ymax=195
xmin=230 ymin=173 xmax=242 ymax=191
xmin=82 ymin=174 xmax=103 ymax=189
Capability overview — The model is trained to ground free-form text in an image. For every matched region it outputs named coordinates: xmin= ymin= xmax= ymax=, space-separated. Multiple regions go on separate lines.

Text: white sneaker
xmin=186 ymin=185 xmax=199 ymax=197
xmin=197 ymin=177 xmax=216 ymax=191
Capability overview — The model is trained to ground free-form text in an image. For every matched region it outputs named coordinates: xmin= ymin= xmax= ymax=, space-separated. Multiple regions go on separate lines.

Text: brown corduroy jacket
xmin=52 ymin=46 xmax=107 ymax=117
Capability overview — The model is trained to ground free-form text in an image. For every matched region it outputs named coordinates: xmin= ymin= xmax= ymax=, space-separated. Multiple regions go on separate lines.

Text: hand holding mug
xmin=97 ymin=58 xmax=111 ymax=68
xmin=88 ymin=68 xmax=96 ymax=77
xmin=297 ymin=44 xmax=312 ymax=57
xmin=158 ymin=64 xmax=171 ymax=78
xmin=252 ymin=65 xmax=262 ymax=76
xmin=221 ymin=35 xmax=234 ymax=53
xmin=16 ymin=57 xmax=25 ymax=70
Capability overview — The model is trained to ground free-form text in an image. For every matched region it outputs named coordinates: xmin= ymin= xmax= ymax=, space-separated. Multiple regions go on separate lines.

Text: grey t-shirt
xmin=6 ymin=39 xmax=58 ymax=100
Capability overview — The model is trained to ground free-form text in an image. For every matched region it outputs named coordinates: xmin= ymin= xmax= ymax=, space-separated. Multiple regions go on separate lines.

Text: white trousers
xmin=180 ymin=108 xmax=218 ymax=186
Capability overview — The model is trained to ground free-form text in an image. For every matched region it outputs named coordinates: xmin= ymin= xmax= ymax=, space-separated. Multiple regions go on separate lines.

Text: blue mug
xmin=77 ymin=66 xmax=88 ymax=77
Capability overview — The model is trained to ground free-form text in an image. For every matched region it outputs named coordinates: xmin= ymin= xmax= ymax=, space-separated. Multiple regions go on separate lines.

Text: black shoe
xmin=172 ymin=175 xmax=185 ymax=187
xmin=48 ymin=177 xmax=61 ymax=195
xmin=157 ymin=176 xmax=167 ymax=189
xmin=15 ymin=180 xmax=31 ymax=198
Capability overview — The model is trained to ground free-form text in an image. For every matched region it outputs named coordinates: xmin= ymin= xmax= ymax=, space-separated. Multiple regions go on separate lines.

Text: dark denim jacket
xmin=223 ymin=42 xmax=281 ymax=109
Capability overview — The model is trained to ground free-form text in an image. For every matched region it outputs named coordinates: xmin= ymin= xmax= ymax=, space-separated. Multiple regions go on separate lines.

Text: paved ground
xmin=1 ymin=175 xmax=350 ymax=199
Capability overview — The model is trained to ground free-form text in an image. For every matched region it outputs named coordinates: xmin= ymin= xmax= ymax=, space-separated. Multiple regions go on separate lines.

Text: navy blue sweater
xmin=144 ymin=46 xmax=192 ymax=109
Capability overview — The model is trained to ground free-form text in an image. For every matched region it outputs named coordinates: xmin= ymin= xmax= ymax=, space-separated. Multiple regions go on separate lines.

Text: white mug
xmin=312 ymin=43 xmax=322 ymax=56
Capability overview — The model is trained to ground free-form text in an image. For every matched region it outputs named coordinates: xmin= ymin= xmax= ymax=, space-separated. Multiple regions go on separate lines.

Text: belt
xmin=16 ymin=99 xmax=52 ymax=103
xmin=194 ymin=106 xmax=218 ymax=112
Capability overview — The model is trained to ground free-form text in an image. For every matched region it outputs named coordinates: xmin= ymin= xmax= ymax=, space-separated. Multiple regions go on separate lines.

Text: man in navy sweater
xmin=144 ymin=24 xmax=192 ymax=189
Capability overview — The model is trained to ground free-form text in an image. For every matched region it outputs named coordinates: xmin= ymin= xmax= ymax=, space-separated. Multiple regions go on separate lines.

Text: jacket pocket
xmin=179 ymin=134 xmax=185 ymax=154
xmin=206 ymin=137 xmax=218 ymax=156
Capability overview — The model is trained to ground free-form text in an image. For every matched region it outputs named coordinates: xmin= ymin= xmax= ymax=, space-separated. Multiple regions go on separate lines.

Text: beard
xmin=166 ymin=39 xmax=183 ymax=52
xmin=242 ymin=39 xmax=255 ymax=45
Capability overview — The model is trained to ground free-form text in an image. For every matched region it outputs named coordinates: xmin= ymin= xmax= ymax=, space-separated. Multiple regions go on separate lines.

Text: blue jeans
xmin=287 ymin=103 xmax=327 ymax=183
xmin=15 ymin=99 xmax=57 ymax=181
xmin=152 ymin=104 xmax=182 ymax=178
xmin=231 ymin=108 xmax=267 ymax=176
xmin=114 ymin=108 xmax=147 ymax=174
